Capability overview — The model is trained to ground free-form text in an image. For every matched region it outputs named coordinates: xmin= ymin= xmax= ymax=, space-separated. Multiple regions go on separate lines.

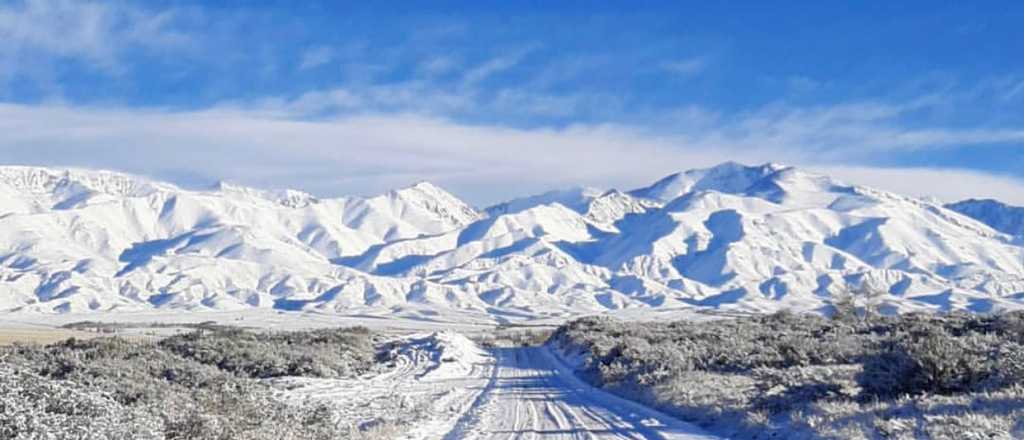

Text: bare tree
xmin=831 ymin=281 xmax=887 ymax=324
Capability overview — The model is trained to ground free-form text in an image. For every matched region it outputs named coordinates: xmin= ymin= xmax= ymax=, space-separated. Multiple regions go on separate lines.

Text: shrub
xmin=0 ymin=364 xmax=162 ymax=440
xmin=159 ymin=327 xmax=376 ymax=379
xmin=0 ymin=327 xmax=382 ymax=439
xmin=549 ymin=310 xmax=1024 ymax=439
xmin=861 ymin=324 xmax=997 ymax=398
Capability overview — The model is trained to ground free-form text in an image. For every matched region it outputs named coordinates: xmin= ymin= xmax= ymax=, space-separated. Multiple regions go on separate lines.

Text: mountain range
xmin=1 ymin=162 xmax=1022 ymax=321
xmin=946 ymin=199 xmax=1024 ymax=238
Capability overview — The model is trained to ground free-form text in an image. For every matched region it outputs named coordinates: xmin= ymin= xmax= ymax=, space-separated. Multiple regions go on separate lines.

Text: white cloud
xmin=787 ymin=76 xmax=821 ymax=94
xmin=0 ymin=0 xmax=189 ymax=72
xmin=462 ymin=49 xmax=533 ymax=86
xmin=417 ymin=55 xmax=459 ymax=76
xmin=1003 ymin=79 xmax=1024 ymax=101
xmin=820 ymin=166 xmax=1024 ymax=205
xmin=298 ymin=46 xmax=334 ymax=70
xmin=685 ymin=99 xmax=1024 ymax=159
xmin=0 ymin=102 xmax=733 ymax=204
xmin=274 ymin=84 xmax=474 ymax=116
xmin=491 ymin=90 xmax=585 ymax=118
xmin=660 ymin=56 xmax=708 ymax=76
xmin=2 ymin=99 xmax=1024 ymax=207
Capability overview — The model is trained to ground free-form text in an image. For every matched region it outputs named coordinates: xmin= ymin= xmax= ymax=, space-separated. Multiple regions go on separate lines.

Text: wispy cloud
xmin=820 ymin=166 xmax=1024 ymax=206
xmin=2 ymin=96 xmax=1024 ymax=205
xmin=0 ymin=102 xmax=724 ymax=202
xmin=417 ymin=55 xmax=459 ymax=76
xmin=462 ymin=48 xmax=534 ymax=87
xmin=688 ymin=97 xmax=1024 ymax=160
xmin=0 ymin=3 xmax=1022 ymax=206
xmin=660 ymin=56 xmax=709 ymax=76
xmin=787 ymin=76 xmax=821 ymax=94
xmin=270 ymin=83 xmax=474 ymax=117
xmin=298 ymin=45 xmax=334 ymax=70
xmin=1003 ymin=79 xmax=1024 ymax=101
xmin=0 ymin=0 xmax=190 ymax=72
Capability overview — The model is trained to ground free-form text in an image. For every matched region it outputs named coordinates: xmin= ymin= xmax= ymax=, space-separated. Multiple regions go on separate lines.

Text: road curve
xmin=448 ymin=346 xmax=721 ymax=440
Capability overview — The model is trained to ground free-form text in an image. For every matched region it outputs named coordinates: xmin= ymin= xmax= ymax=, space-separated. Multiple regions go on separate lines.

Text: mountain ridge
xmin=1 ymin=162 xmax=1022 ymax=321
xmin=946 ymin=198 xmax=1024 ymax=239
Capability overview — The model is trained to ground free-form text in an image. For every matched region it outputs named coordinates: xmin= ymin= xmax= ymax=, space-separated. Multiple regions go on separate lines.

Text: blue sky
xmin=2 ymin=0 xmax=1024 ymax=205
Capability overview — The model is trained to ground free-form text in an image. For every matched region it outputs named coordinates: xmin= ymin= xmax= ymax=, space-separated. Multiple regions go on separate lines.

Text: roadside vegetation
xmin=474 ymin=325 xmax=554 ymax=348
xmin=549 ymin=309 xmax=1024 ymax=439
xmin=0 ymin=327 xmax=388 ymax=440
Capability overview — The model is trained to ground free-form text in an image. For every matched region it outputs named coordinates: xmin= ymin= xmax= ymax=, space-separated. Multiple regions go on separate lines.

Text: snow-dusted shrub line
xmin=0 ymin=327 xmax=385 ymax=440
xmin=159 ymin=326 xmax=379 ymax=379
xmin=474 ymin=327 xmax=554 ymax=348
xmin=548 ymin=311 xmax=1024 ymax=439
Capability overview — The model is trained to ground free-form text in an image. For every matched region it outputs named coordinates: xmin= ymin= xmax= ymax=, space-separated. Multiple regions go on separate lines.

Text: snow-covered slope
xmin=947 ymin=199 xmax=1024 ymax=238
xmin=1 ymin=163 xmax=1022 ymax=319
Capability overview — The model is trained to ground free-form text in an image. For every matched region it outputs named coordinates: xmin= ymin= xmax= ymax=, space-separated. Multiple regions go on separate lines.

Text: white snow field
xmin=276 ymin=331 xmax=719 ymax=440
xmin=0 ymin=161 xmax=1023 ymax=322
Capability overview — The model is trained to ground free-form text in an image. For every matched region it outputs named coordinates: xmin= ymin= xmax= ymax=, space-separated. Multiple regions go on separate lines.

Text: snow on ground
xmin=271 ymin=331 xmax=491 ymax=439
xmin=273 ymin=331 xmax=720 ymax=439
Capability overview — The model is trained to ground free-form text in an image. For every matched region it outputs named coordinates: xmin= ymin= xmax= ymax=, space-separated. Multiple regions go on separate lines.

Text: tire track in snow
xmin=278 ymin=332 xmax=722 ymax=440
xmin=453 ymin=345 xmax=721 ymax=439
xmin=440 ymin=347 xmax=502 ymax=440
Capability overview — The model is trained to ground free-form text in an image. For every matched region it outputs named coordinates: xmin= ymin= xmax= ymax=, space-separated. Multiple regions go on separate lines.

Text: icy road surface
xmin=277 ymin=332 xmax=721 ymax=439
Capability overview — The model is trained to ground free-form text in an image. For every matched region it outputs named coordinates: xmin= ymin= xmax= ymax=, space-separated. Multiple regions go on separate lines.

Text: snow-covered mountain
xmin=1 ymin=163 xmax=1022 ymax=320
xmin=947 ymin=199 xmax=1024 ymax=238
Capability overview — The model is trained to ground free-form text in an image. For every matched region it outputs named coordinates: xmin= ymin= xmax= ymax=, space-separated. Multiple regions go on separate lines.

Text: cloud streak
xmin=660 ymin=56 xmax=709 ymax=76
xmin=298 ymin=46 xmax=334 ymax=70
xmin=0 ymin=0 xmax=190 ymax=72
xmin=2 ymin=97 xmax=1024 ymax=206
xmin=0 ymin=1 xmax=1021 ymax=210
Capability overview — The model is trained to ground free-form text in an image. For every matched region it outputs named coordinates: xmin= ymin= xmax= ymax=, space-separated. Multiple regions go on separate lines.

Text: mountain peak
xmin=383 ymin=180 xmax=480 ymax=228
xmin=0 ymin=166 xmax=164 ymax=199
xmin=485 ymin=186 xmax=606 ymax=217
xmin=2 ymin=163 xmax=1023 ymax=318
xmin=629 ymin=161 xmax=791 ymax=202
xmin=215 ymin=181 xmax=319 ymax=208
xmin=402 ymin=180 xmax=442 ymax=191
xmin=389 ymin=180 xmax=458 ymax=199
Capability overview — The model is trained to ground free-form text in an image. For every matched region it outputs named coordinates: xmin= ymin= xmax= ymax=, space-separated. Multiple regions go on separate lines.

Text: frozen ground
xmin=275 ymin=331 xmax=720 ymax=439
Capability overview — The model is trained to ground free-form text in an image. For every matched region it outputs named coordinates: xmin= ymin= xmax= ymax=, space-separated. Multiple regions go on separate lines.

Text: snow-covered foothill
xmin=0 ymin=162 xmax=1022 ymax=320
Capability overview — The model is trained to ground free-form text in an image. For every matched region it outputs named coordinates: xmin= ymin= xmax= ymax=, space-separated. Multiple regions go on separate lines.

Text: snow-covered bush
xmin=0 ymin=364 xmax=162 ymax=440
xmin=0 ymin=327 xmax=381 ymax=439
xmin=475 ymin=328 xmax=553 ymax=348
xmin=861 ymin=324 xmax=995 ymax=398
xmin=549 ymin=310 xmax=1024 ymax=439
xmin=159 ymin=326 xmax=377 ymax=379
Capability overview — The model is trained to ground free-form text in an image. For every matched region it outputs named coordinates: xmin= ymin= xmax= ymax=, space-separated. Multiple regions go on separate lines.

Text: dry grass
xmin=0 ymin=328 xmax=100 ymax=345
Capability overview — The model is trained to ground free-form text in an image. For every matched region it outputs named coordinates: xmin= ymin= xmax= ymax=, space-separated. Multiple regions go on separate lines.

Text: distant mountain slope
xmin=947 ymin=199 xmax=1024 ymax=238
xmin=1 ymin=163 xmax=1022 ymax=320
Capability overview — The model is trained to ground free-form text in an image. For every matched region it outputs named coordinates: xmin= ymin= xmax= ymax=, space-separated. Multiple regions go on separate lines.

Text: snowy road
xmin=452 ymin=346 xmax=720 ymax=440
xmin=277 ymin=332 xmax=720 ymax=440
